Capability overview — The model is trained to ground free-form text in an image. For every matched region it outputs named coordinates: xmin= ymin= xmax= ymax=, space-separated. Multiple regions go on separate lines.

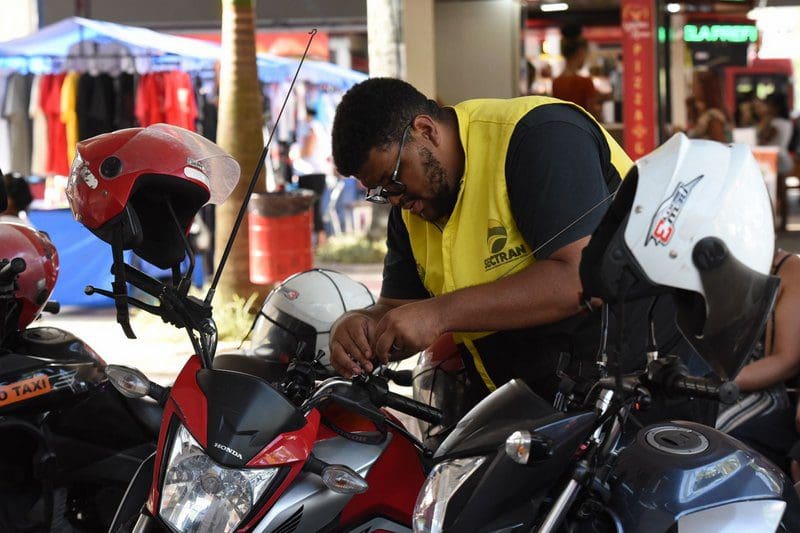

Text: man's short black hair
xmin=332 ymin=78 xmax=441 ymax=177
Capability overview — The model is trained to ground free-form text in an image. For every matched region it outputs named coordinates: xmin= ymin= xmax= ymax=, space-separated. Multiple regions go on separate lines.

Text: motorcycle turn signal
xmin=505 ymin=430 xmax=553 ymax=465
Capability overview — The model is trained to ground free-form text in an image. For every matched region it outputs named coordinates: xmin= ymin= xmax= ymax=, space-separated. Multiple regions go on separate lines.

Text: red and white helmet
xmin=66 ymin=124 xmax=240 ymax=269
xmin=0 ymin=222 xmax=59 ymax=331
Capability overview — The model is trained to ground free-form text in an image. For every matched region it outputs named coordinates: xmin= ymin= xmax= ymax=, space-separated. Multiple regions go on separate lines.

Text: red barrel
xmin=248 ymin=191 xmax=315 ymax=285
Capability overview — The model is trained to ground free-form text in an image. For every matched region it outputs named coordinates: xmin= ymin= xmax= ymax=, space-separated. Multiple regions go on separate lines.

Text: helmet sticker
xmin=184 ymin=165 xmax=210 ymax=187
xmin=79 ymin=164 xmax=98 ymax=189
xmin=646 ymin=175 xmax=703 ymax=247
xmin=279 ymin=287 xmax=300 ymax=300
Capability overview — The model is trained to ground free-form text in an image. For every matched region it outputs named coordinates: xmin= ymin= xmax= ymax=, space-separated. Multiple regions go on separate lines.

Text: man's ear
xmin=411 ymin=115 xmax=441 ymax=147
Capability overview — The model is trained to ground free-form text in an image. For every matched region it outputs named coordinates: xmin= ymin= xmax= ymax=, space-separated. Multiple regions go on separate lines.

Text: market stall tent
xmin=0 ymin=16 xmax=367 ymax=89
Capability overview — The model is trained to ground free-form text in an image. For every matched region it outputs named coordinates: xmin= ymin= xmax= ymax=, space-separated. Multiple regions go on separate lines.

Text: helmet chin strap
xmin=111 ymin=226 xmax=136 ymax=339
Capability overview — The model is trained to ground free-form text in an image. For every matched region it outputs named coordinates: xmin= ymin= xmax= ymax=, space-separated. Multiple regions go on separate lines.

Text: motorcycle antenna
xmin=204 ymin=29 xmax=317 ymax=307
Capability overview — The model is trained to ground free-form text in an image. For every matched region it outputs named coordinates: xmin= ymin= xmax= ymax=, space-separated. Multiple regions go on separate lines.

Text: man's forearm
xmin=433 ymin=256 xmax=585 ymax=333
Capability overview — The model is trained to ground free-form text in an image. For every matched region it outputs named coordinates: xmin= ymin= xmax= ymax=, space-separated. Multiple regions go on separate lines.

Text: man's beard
xmin=418 ymin=145 xmax=459 ymax=221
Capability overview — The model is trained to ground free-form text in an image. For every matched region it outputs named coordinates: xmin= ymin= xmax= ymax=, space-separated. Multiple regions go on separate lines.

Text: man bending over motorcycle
xmin=328 ymin=78 xmax=705 ymax=412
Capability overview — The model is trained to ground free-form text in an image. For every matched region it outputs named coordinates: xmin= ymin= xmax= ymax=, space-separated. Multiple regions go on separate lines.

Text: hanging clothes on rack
xmin=114 ymin=72 xmax=136 ymax=129
xmin=60 ymin=71 xmax=79 ymax=163
xmin=41 ymin=72 xmax=69 ymax=176
xmin=135 ymin=72 xmax=166 ymax=127
xmin=0 ymin=72 xmax=14 ymax=173
xmin=29 ymin=74 xmax=47 ymax=176
xmin=76 ymin=72 xmax=116 ymax=140
xmin=163 ymin=71 xmax=198 ymax=131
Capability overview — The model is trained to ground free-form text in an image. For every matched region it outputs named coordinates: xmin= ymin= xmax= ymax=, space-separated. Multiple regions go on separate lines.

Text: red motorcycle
xmin=65 ymin=124 xmax=442 ymax=532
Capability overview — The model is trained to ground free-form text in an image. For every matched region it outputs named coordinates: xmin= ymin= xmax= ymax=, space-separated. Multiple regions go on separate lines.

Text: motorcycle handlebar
xmin=42 ymin=301 xmax=60 ymax=314
xmin=381 ymin=368 xmax=414 ymax=387
xmin=383 ymin=390 xmax=443 ymax=426
xmin=668 ymin=374 xmax=739 ymax=405
xmin=0 ymin=257 xmax=26 ymax=283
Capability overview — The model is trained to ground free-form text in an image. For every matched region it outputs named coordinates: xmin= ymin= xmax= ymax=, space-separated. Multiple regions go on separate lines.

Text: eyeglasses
xmin=365 ymin=124 xmax=412 ymax=204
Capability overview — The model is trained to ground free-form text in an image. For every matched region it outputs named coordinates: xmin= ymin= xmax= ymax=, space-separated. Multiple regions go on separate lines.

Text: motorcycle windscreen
xmin=675 ymin=252 xmax=780 ymax=381
xmin=196 ymin=368 xmax=306 ymax=467
xmin=435 ymin=379 xmax=557 ymax=458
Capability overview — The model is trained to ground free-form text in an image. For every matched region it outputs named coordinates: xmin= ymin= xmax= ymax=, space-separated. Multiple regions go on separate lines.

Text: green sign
xmin=684 ymin=24 xmax=758 ymax=43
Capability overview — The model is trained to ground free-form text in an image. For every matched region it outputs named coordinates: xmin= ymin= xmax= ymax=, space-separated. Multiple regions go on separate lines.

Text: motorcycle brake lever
xmin=85 ymin=285 xmax=163 ymax=316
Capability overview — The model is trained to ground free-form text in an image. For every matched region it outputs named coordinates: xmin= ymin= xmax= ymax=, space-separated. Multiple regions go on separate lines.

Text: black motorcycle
xmin=412 ymin=133 xmax=799 ymax=532
xmin=0 ymin=220 xmax=160 ymax=532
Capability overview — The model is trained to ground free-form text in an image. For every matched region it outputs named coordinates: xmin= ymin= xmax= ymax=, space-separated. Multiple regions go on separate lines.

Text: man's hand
xmin=373 ymin=299 xmax=447 ymax=364
xmin=329 ymin=312 xmax=376 ymax=376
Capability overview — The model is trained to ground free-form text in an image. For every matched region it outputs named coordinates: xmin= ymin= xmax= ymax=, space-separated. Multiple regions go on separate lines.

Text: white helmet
xmin=250 ymin=269 xmax=375 ymax=371
xmin=581 ymin=133 xmax=778 ymax=379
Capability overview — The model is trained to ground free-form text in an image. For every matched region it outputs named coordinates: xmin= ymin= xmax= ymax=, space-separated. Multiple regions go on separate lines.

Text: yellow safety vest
xmin=402 ymin=96 xmax=632 ymax=391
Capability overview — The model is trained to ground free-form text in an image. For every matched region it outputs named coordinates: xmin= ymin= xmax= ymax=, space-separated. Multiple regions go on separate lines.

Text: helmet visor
xmin=251 ymin=303 xmax=317 ymax=363
xmin=72 ymin=124 xmax=240 ymax=207
xmin=120 ymin=124 xmax=240 ymax=205
xmin=676 ymin=244 xmax=780 ymax=380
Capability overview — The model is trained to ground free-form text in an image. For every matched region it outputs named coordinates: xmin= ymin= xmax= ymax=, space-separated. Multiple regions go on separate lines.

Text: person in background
xmin=735 ymin=92 xmax=758 ymax=128
xmin=552 ymin=26 xmax=608 ymax=120
xmin=756 ymin=93 xmax=794 ymax=177
xmin=685 ymin=96 xmax=730 ymax=143
xmin=0 ymin=172 xmax=34 ymax=227
xmin=716 ymin=248 xmax=800 ymax=474
xmin=293 ymin=106 xmax=332 ymax=247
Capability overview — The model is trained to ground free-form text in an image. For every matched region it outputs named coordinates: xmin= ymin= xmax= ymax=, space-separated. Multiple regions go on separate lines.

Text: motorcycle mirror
xmin=106 ymin=364 xmax=151 ymax=398
xmin=505 ymin=430 xmax=553 ymax=465
xmin=321 ymin=464 xmax=369 ymax=494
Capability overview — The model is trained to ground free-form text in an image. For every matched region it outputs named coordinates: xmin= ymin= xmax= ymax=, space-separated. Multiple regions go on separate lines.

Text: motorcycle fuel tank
xmin=0 ymin=327 xmax=106 ymax=413
xmin=608 ymin=421 xmax=792 ymax=531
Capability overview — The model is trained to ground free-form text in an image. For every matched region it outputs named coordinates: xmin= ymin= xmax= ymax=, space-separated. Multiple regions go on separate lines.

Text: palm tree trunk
xmin=215 ymin=0 xmax=265 ymax=303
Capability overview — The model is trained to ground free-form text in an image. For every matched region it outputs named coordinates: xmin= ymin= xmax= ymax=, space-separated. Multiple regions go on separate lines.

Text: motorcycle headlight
xmin=412 ymin=456 xmax=486 ymax=533
xmin=158 ymin=424 xmax=280 ymax=533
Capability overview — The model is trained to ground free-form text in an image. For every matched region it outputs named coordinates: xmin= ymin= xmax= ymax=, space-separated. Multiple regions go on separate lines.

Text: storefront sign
xmin=684 ymin=24 xmax=757 ymax=43
xmin=621 ymin=0 xmax=657 ymax=159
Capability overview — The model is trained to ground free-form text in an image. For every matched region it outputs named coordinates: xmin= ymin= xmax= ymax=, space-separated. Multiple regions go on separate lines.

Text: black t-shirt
xmin=381 ymin=104 xmax=621 ymax=300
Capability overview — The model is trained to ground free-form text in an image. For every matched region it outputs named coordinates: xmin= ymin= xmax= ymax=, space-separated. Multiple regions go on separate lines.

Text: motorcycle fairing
xmin=442 ymin=410 xmax=597 ymax=532
xmin=435 ymin=379 xmax=558 ymax=458
xmin=196 ymin=368 xmax=306 ymax=467
xmin=251 ymin=435 xmax=390 ymax=532
xmin=0 ymin=327 xmax=106 ymax=414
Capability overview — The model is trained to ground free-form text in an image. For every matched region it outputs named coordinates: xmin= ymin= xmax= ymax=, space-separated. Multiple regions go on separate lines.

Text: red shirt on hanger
xmin=41 ymin=73 xmax=69 ymax=175
xmin=163 ymin=71 xmax=198 ymax=131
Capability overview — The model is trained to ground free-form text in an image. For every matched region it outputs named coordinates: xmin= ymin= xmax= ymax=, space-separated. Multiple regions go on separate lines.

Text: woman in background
xmin=717 ymin=248 xmax=800 ymax=474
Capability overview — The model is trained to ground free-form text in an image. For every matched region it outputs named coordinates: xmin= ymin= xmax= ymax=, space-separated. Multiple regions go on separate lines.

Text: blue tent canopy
xmin=0 ymin=17 xmax=367 ymax=89
xmin=257 ymin=54 xmax=367 ymax=89
xmin=0 ymin=17 xmax=221 ymax=73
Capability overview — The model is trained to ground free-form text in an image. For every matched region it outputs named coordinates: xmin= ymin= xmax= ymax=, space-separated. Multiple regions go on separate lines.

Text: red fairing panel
xmin=146 ymin=355 xmax=205 ymax=515
xmin=240 ymin=410 xmax=321 ymax=531
xmin=338 ymin=412 xmax=426 ymax=528
xmin=247 ymin=409 xmax=320 ymax=467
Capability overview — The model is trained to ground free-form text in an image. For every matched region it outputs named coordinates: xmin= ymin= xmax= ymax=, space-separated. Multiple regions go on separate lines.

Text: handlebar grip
xmin=383 ymin=368 xmax=414 ymax=387
xmin=0 ymin=257 xmax=26 ymax=282
xmin=42 ymin=301 xmax=60 ymax=314
xmin=670 ymin=375 xmax=739 ymax=404
xmin=383 ymin=391 xmax=443 ymax=425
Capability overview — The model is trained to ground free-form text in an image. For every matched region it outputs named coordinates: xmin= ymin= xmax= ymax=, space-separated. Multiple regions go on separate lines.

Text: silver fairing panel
xmin=677 ymin=500 xmax=786 ymax=531
xmin=252 ymin=434 xmax=390 ymax=533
